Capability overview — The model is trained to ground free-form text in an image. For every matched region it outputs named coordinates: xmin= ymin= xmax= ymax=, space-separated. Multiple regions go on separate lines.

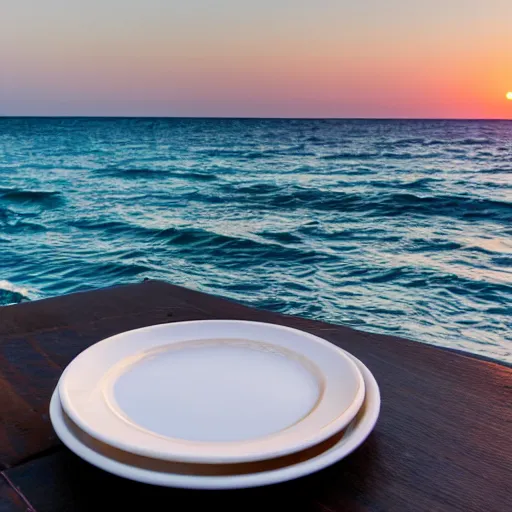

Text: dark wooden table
xmin=0 ymin=280 xmax=510 ymax=512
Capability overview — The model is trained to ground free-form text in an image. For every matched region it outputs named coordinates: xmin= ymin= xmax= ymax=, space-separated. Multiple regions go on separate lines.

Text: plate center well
xmin=107 ymin=339 xmax=323 ymax=443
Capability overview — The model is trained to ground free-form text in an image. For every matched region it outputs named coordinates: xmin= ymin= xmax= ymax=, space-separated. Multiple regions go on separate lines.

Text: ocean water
xmin=0 ymin=118 xmax=510 ymax=363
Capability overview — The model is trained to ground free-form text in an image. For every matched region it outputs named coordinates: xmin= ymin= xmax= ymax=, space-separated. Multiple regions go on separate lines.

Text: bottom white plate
xmin=50 ymin=352 xmax=380 ymax=490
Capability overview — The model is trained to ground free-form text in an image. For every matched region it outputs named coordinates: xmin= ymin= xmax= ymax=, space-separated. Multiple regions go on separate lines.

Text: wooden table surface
xmin=0 ymin=280 xmax=510 ymax=512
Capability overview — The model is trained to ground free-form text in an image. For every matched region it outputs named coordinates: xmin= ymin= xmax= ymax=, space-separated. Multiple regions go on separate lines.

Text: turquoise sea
xmin=0 ymin=118 xmax=510 ymax=362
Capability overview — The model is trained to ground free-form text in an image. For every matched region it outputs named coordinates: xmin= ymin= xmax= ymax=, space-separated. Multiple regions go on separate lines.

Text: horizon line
xmin=0 ymin=115 xmax=511 ymax=121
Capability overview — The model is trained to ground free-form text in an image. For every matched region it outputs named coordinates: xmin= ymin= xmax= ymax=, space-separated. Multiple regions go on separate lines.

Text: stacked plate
xmin=51 ymin=320 xmax=380 ymax=489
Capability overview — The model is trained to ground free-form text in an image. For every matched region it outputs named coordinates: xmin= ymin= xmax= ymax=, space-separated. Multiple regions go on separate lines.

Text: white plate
xmin=50 ymin=352 xmax=379 ymax=489
xmin=59 ymin=320 xmax=365 ymax=464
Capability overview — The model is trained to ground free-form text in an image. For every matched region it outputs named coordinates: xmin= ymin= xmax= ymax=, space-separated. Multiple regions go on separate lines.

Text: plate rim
xmin=58 ymin=320 xmax=365 ymax=464
xmin=50 ymin=351 xmax=380 ymax=490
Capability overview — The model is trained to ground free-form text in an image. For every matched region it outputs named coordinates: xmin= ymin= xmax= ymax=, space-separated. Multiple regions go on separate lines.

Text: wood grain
xmin=0 ymin=280 xmax=510 ymax=511
xmin=0 ymin=474 xmax=31 ymax=512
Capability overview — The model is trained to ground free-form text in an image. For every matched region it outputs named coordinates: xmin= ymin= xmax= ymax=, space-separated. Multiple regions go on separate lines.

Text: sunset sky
xmin=1 ymin=0 xmax=511 ymax=118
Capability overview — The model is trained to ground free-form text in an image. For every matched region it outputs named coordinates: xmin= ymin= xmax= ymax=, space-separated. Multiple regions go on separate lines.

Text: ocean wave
xmin=194 ymin=148 xmax=249 ymax=158
xmin=335 ymin=167 xmax=376 ymax=175
xmin=68 ymin=217 xmax=323 ymax=261
xmin=0 ymin=188 xmax=63 ymax=207
xmin=258 ymin=230 xmax=303 ymax=244
xmin=177 ymin=171 xmax=218 ymax=182
xmin=94 ymin=168 xmax=218 ymax=182
xmin=408 ymin=240 xmax=462 ymax=252
xmin=479 ymin=167 xmax=512 ymax=174
xmin=94 ymin=168 xmax=172 ymax=179
xmin=445 ymin=148 xmax=466 ymax=154
xmin=491 ymin=256 xmax=512 ymax=268
xmin=424 ymin=139 xmax=449 ymax=146
xmin=380 ymin=151 xmax=441 ymax=159
xmin=5 ymin=219 xmax=47 ymax=233
xmin=221 ymin=182 xmax=280 ymax=195
xmin=374 ymin=193 xmax=512 ymax=221
xmin=320 ymin=152 xmax=379 ymax=160
xmin=0 ymin=280 xmax=32 ymax=305
xmin=152 ymin=226 xmax=322 ymax=262
xmin=369 ymin=177 xmax=438 ymax=190
xmin=399 ymin=178 xmax=438 ymax=189
xmin=216 ymin=184 xmax=512 ymax=221
xmin=88 ymin=261 xmax=152 ymax=278
xmin=458 ymin=138 xmax=493 ymax=146
xmin=68 ymin=218 xmax=145 ymax=236
xmin=377 ymin=137 xmax=426 ymax=146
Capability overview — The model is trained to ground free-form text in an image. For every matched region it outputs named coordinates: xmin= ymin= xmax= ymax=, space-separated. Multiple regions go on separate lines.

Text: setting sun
xmin=507 ymin=92 xmax=512 ymax=100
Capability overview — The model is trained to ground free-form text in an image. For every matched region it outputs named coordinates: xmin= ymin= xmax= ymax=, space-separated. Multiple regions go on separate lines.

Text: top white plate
xmin=50 ymin=351 xmax=380 ymax=490
xmin=59 ymin=320 xmax=364 ymax=464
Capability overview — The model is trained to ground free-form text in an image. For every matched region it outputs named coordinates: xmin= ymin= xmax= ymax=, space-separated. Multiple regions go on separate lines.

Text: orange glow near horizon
xmin=1 ymin=1 xmax=512 ymax=118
